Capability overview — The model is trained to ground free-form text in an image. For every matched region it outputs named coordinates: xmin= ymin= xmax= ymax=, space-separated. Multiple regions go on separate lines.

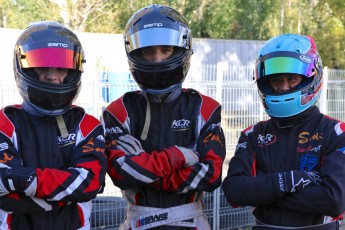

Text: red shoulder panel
xmin=0 ymin=109 xmax=15 ymax=139
xmin=106 ymin=97 xmax=128 ymax=124
xmin=200 ymin=94 xmax=220 ymax=122
xmin=79 ymin=114 xmax=101 ymax=138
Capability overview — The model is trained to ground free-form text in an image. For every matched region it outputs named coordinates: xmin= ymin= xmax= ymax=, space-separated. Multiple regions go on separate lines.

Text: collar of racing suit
xmin=23 ymin=101 xmax=46 ymax=117
xmin=22 ymin=101 xmax=72 ymax=117
xmin=23 ymin=101 xmax=70 ymax=137
xmin=139 ymin=88 xmax=182 ymax=140
xmin=145 ymin=87 xmax=182 ymax=104
xmin=271 ymin=105 xmax=319 ymax=129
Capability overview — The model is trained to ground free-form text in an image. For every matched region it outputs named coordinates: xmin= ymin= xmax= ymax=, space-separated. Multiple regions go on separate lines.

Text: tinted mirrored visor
xmin=126 ymin=28 xmax=186 ymax=52
xmin=255 ymin=52 xmax=315 ymax=80
xmin=19 ymin=47 xmax=83 ymax=70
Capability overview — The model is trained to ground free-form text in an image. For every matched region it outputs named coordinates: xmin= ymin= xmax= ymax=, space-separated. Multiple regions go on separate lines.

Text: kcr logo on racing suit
xmin=171 ymin=119 xmax=190 ymax=131
xmin=257 ymin=133 xmax=276 ymax=146
xmin=58 ymin=133 xmax=76 ymax=146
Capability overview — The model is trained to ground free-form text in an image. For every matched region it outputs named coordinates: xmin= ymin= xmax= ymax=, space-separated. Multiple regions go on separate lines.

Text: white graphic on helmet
xmin=299 ymin=55 xmax=311 ymax=63
xmin=143 ymin=23 xmax=163 ymax=28
xmin=47 ymin=42 xmax=68 ymax=48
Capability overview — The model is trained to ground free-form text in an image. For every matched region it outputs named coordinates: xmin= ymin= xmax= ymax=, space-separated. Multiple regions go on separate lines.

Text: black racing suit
xmin=222 ymin=106 xmax=345 ymax=227
xmin=0 ymin=104 xmax=107 ymax=229
xmin=103 ymin=88 xmax=226 ymax=230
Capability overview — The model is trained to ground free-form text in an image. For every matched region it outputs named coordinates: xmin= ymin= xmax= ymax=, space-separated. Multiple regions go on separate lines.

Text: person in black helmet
xmin=0 ymin=21 xmax=107 ymax=229
xmin=103 ymin=4 xmax=225 ymax=230
xmin=222 ymin=34 xmax=345 ymax=230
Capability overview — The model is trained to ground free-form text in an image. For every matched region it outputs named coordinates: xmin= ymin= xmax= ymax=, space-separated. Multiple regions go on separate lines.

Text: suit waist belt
xmin=127 ymin=201 xmax=204 ymax=230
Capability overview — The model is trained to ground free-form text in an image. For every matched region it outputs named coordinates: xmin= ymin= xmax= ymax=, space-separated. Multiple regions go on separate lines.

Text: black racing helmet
xmin=13 ymin=21 xmax=85 ymax=115
xmin=124 ymin=4 xmax=193 ymax=94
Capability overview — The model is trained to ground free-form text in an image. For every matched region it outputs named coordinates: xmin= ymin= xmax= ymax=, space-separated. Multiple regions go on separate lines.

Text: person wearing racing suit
xmin=0 ymin=21 xmax=107 ymax=229
xmin=103 ymin=4 xmax=226 ymax=230
xmin=222 ymin=34 xmax=345 ymax=230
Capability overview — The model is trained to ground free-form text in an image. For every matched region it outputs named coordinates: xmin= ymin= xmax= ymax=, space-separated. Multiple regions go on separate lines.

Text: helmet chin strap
xmin=140 ymin=89 xmax=181 ymax=140
xmin=140 ymin=92 xmax=171 ymax=140
xmin=56 ymin=115 xmax=69 ymax=138
xmin=140 ymin=100 xmax=151 ymax=141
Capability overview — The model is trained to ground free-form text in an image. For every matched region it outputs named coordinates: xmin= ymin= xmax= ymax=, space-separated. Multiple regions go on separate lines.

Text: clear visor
xmin=255 ymin=52 xmax=316 ymax=80
xmin=18 ymin=46 xmax=84 ymax=71
xmin=125 ymin=27 xmax=187 ymax=53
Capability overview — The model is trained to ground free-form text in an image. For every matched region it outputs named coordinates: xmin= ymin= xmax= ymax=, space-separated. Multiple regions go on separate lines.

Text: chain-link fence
xmin=1 ymin=65 xmax=344 ymax=229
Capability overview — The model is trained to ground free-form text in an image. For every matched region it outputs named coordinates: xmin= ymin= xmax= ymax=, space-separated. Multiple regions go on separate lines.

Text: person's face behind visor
xmin=33 ymin=67 xmax=68 ymax=84
xmin=269 ymin=74 xmax=302 ymax=93
xmin=140 ymin=45 xmax=174 ymax=62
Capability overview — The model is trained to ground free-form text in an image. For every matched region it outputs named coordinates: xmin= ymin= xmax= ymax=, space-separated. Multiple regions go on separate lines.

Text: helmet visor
xmin=126 ymin=27 xmax=188 ymax=53
xmin=19 ymin=47 xmax=84 ymax=71
xmin=255 ymin=51 xmax=316 ymax=81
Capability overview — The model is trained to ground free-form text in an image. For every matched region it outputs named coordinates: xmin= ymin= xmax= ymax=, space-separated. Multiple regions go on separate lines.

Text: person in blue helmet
xmin=222 ymin=33 xmax=345 ymax=230
xmin=102 ymin=4 xmax=225 ymax=230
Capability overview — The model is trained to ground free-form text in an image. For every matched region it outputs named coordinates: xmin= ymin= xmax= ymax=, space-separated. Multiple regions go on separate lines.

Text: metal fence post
xmin=320 ymin=66 xmax=328 ymax=114
xmin=214 ymin=62 xmax=224 ymax=230
xmin=216 ymin=62 xmax=224 ymax=103
xmin=213 ymin=187 xmax=221 ymax=230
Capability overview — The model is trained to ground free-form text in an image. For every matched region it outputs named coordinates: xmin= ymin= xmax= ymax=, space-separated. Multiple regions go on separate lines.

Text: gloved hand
xmin=0 ymin=165 xmax=37 ymax=197
xmin=275 ymin=170 xmax=322 ymax=193
xmin=175 ymin=146 xmax=199 ymax=167
xmin=117 ymin=134 xmax=144 ymax=155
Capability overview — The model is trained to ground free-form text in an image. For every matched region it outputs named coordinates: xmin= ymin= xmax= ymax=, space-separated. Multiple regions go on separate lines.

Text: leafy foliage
xmin=0 ymin=0 xmax=60 ymax=28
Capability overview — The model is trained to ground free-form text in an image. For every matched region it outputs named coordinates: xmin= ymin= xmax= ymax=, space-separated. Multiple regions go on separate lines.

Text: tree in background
xmin=0 ymin=0 xmax=60 ymax=28
xmin=312 ymin=0 xmax=345 ymax=68
xmin=228 ymin=0 xmax=277 ymax=40
xmin=0 ymin=0 xmax=344 ymax=68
